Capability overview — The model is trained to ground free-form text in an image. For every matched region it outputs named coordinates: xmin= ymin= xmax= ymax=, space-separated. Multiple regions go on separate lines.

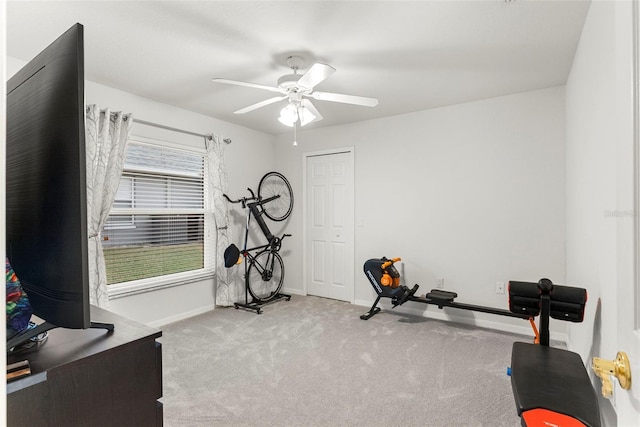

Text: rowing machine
xmin=361 ymin=256 xmax=528 ymax=321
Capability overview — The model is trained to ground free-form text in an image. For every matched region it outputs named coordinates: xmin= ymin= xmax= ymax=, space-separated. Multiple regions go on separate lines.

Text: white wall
xmin=566 ymin=0 xmax=617 ymax=358
xmin=7 ymin=56 xmax=277 ymax=326
xmin=565 ymin=1 xmax=637 ymax=425
xmin=274 ymin=86 xmax=567 ymax=337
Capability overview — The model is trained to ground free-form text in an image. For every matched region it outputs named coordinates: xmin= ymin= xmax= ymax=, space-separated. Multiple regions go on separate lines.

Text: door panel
xmin=312 ymin=185 xmax=326 ymax=226
xmin=312 ymin=241 xmax=325 ymax=283
xmin=617 ymin=2 xmax=640 ymax=423
xmin=332 ymin=242 xmax=346 ymax=286
xmin=305 ymin=150 xmax=354 ymax=302
xmin=333 ymin=184 xmax=345 ymax=226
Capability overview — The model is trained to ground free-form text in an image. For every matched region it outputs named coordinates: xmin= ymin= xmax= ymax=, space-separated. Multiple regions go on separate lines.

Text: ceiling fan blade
xmin=297 ymin=63 xmax=336 ymax=90
xmin=301 ymin=99 xmax=323 ymax=123
xmin=234 ymin=96 xmax=287 ymax=114
xmin=212 ymin=78 xmax=282 ymax=93
xmin=310 ymin=91 xmax=379 ymax=107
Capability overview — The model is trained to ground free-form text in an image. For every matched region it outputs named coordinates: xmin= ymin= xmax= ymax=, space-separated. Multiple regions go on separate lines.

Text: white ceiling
xmin=6 ymin=0 xmax=590 ymax=136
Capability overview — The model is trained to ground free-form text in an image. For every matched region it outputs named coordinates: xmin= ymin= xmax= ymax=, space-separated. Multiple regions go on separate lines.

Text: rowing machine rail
xmin=361 ymin=257 xmax=529 ymax=321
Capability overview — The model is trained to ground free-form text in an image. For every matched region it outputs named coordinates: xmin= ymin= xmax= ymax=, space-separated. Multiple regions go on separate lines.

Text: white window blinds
xmin=102 ymin=141 xmax=208 ymax=285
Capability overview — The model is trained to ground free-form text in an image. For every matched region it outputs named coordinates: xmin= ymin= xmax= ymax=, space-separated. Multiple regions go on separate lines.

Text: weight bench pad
xmin=510 ymin=342 xmax=601 ymax=427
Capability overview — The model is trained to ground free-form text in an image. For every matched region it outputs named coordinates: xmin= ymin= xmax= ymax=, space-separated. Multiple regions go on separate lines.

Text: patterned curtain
xmin=205 ymin=135 xmax=235 ymax=306
xmin=85 ymin=105 xmax=132 ymax=308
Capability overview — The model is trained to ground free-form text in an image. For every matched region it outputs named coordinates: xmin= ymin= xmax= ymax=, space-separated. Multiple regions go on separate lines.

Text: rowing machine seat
xmin=426 ymin=289 xmax=457 ymax=303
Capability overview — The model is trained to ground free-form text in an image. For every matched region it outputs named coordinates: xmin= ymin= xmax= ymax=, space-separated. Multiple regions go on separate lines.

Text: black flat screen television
xmin=6 ymin=23 xmax=113 ymax=350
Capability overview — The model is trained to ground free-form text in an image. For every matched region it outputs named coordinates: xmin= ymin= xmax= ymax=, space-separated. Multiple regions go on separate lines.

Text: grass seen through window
xmin=104 ymin=242 xmax=204 ymax=284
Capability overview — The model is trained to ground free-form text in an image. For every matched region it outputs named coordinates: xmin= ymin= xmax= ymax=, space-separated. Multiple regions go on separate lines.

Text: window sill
xmin=108 ymin=269 xmax=215 ymax=299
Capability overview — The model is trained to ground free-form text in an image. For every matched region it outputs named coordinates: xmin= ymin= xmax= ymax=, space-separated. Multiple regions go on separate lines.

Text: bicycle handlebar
xmin=223 ymin=188 xmax=280 ymax=209
xmin=223 ymin=188 xmax=258 ymax=207
xmin=223 ymin=193 xmax=240 ymax=204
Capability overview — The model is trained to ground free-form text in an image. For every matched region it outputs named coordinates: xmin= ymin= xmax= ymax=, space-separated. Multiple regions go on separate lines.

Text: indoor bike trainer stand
xmin=234 ymin=293 xmax=291 ymax=314
xmin=233 ymin=262 xmax=291 ymax=314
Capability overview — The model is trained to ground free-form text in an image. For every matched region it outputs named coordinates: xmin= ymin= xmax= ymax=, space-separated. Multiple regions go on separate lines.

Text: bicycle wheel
xmin=258 ymin=172 xmax=293 ymax=222
xmin=247 ymin=251 xmax=284 ymax=302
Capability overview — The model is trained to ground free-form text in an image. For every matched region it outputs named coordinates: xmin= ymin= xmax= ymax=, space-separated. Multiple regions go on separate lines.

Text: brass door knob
xmin=592 ymin=351 xmax=632 ymax=398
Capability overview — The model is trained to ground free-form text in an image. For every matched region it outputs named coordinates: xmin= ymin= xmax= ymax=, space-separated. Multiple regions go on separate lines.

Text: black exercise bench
xmin=508 ymin=279 xmax=600 ymax=427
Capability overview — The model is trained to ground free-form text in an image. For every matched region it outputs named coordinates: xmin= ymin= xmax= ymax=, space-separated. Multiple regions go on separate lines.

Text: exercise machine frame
xmin=361 ymin=256 xmax=599 ymax=426
xmin=360 ymin=257 xmax=529 ymax=321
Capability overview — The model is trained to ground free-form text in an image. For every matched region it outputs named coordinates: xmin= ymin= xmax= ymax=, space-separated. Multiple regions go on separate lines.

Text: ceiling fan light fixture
xmin=278 ymin=102 xmax=298 ymax=127
xmin=298 ymin=106 xmax=316 ymax=126
xmin=214 ymin=55 xmax=377 ymax=131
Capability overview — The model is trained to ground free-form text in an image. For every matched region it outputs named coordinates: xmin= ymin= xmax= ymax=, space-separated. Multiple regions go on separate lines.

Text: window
xmin=102 ymin=139 xmax=212 ymax=289
xmin=104 ymin=176 xmax=134 ymax=229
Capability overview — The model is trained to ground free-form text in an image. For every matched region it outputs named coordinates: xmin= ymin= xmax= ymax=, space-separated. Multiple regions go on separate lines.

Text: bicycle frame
xmin=224 ymin=182 xmax=292 ymax=312
xmin=241 ymin=245 xmax=279 ymax=285
xmin=238 ymin=197 xmax=288 ymax=284
xmin=242 ymin=195 xmax=280 ymax=253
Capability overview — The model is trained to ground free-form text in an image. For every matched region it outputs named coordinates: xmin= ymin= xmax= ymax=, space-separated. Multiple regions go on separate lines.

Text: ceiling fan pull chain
xmin=293 ymin=121 xmax=298 ymax=146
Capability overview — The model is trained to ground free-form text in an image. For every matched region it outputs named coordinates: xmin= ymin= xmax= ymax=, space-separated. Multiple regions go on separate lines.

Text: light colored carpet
xmin=160 ymin=295 xmax=525 ymax=426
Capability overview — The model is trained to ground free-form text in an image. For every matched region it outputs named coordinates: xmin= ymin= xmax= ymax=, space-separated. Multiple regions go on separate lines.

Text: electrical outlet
xmin=437 ymin=278 xmax=444 ymax=289
xmin=495 ymin=281 xmax=505 ymax=294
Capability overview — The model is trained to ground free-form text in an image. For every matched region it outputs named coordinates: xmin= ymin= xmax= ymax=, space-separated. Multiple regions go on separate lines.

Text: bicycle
xmin=223 ymin=172 xmax=294 ymax=311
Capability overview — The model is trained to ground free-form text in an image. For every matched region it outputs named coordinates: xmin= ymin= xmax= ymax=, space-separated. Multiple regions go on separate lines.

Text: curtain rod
xmin=132 ymin=118 xmax=232 ymax=144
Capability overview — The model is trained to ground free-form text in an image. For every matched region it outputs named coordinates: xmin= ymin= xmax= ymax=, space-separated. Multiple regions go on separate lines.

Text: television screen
xmin=6 ymin=23 xmax=112 ymax=350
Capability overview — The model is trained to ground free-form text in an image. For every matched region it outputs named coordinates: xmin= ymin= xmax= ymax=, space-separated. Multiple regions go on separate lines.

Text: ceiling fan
xmin=212 ymin=56 xmax=378 ymax=127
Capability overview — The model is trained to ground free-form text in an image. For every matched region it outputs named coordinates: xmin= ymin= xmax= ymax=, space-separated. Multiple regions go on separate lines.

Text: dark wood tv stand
xmin=7 ymin=306 xmax=163 ymax=426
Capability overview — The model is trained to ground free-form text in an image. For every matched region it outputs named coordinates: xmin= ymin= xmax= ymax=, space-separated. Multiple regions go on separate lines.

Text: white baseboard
xmin=147 ymin=304 xmax=216 ymax=328
xmin=149 ymin=287 xmax=304 ymax=328
xmin=281 ymin=287 xmax=306 ymax=296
